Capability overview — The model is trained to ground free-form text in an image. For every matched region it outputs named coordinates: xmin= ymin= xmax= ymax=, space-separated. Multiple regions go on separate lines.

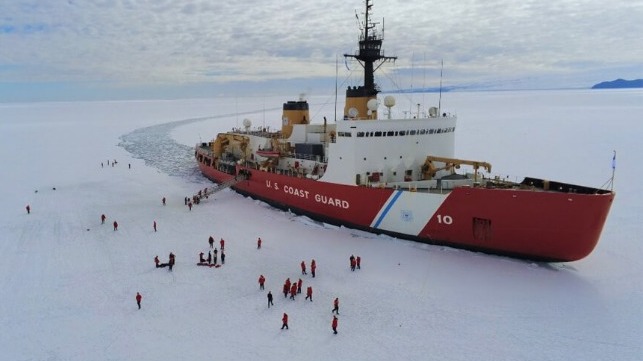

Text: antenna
xmin=338 ymin=54 xmax=339 ymax=123
xmin=611 ymin=150 xmax=616 ymax=191
xmin=422 ymin=52 xmax=426 ymax=107
xmin=438 ymin=59 xmax=444 ymax=116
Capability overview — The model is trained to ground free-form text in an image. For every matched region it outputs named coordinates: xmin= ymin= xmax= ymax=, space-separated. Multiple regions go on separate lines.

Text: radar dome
xmin=348 ymin=107 xmax=359 ymax=118
xmin=242 ymin=118 xmax=252 ymax=128
xmin=384 ymin=95 xmax=396 ymax=108
xmin=367 ymin=99 xmax=378 ymax=111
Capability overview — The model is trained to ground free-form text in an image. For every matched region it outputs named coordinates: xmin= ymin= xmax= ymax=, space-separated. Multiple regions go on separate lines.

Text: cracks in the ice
xmin=118 ymin=108 xmax=277 ymax=182
xmin=118 ymin=116 xmax=211 ymax=182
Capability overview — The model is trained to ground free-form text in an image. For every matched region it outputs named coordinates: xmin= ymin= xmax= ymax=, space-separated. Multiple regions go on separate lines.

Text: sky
xmin=1 ymin=90 xmax=641 ymax=360
xmin=1 ymin=0 xmax=642 ymax=102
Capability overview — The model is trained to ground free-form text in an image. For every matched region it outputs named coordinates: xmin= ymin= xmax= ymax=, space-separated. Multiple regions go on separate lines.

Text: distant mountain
xmin=591 ymin=78 xmax=643 ymax=89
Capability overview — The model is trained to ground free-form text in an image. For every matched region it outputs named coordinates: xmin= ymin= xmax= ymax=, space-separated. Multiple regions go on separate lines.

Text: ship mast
xmin=344 ymin=0 xmax=397 ymax=118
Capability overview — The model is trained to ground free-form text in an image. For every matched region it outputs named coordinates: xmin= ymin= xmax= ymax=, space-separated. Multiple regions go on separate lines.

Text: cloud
xmin=0 ymin=0 xmax=642 ymax=100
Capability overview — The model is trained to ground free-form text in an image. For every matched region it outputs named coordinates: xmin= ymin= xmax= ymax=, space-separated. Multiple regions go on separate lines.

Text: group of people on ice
xmin=198 ymin=235 xmax=225 ymax=267
xmin=349 ymin=254 xmax=361 ymax=271
xmin=258 ymin=257 xmax=346 ymax=334
xmin=279 ymin=299 xmax=339 ymax=333
xmin=184 ymin=187 xmax=213 ymax=210
xmin=154 ymin=252 xmax=176 ymax=271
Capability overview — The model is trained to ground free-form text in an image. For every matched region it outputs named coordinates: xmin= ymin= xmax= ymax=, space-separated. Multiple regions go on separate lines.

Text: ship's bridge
xmin=321 ymin=115 xmax=457 ymax=185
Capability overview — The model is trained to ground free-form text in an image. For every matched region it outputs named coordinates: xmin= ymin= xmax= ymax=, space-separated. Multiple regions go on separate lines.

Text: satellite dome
xmin=367 ymin=99 xmax=378 ymax=111
xmin=242 ymin=118 xmax=252 ymax=128
xmin=384 ymin=95 xmax=396 ymax=108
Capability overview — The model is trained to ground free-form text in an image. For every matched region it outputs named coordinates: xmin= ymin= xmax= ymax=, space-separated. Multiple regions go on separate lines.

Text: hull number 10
xmin=436 ymin=215 xmax=453 ymax=225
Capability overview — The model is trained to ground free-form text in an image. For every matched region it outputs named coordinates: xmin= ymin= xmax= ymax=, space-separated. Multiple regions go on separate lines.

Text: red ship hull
xmin=197 ymin=161 xmax=614 ymax=262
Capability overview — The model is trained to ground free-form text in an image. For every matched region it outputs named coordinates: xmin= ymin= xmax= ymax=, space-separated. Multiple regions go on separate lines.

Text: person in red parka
xmin=154 ymin=255 xmax=160 ymax=268
xmin=310 ymin=259 xmax=316 ymax=278
xmin=220 ymin=238 xmax=225 ymax=251
xmin=208 ymin=236 xmax=214 ymax=249
xmin=297 ymin=278 xmax=303 ymax=294
xmin=332 ymin=297 xmax=339 ymax=314
xmin=300 ymin=261 xmax=307 ymax=275
xmin=113 ymin=221 xmax=118 ymax=231
xmin=305 ymin=286 xmax=313 ymax=302
xmin=257 ymin=237 xmax=262 ymax=249
xmin=356 ymin=256 xmax=361 ymax=269
xmin=136 ymin=292 xmax=142 ymax=309
xmin=258 ymin=275 xmax=266 ymax=290
xmin=289 ymin=283 xmax=297 ymax=300
xmin=282 ymin=282 xmax=289 ymax=298
xmin=281 ymin=313 xmax=289 ymax=330
xmin=332 ymin=315 xmax=338 ymax=334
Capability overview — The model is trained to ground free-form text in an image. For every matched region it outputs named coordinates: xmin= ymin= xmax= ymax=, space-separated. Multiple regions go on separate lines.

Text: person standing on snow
xmin=332 ymin=315 xmax=338 ymax=334
xmin=168 ymin=252 xmax=175 ymax=271
xmin=305 ymin=286 xmax=313 ymax=302
xmin=356 ymin=256 xmax=361 ymax=269
xmin=289 ymin=283 xmax=297 ymax=300
xmin=154 ymin=256 xmax=160 ymax=268
xmin=213 ymin=248 xmax=218 ymax=265
xmin=281 ymin=313 xmax=289 ymax=330
xmin=300 ymin=261 xmax=307 ymax=275
xmin=221 ymin=251 xmax=225 ymax=264
xmin=136 ymin=292 xmax=142 ymax=309
xmin=297 ymin=278 xmax=303 ymax=294
xmin=209 ymin=236 xmax=214 ymax=249
xmin=113 ymin=221 xmax=118 ymax=231
xmin=207 ymin=251 xmax=212 ymax=265
xmin=258 ymin=275 xmax=266 ymax=290
xmin=101 ymin=214 xmax=106 ymax=224
xmin=162 ymin=197 xmax=166 ymax=206
xmin=311 ymin=259 xmax=316 ymax=278
xmin=282 ymin=282 xmax=289 ymax=298
xmin=26 ymin=204 xmax=30 ymax=214
xmin=332 ymin=298 xmax=339 ymax=314
xmin=199 ymin=252 xmax=205 ymax=263
xmin=267 ymin=291 xmax=274 ymax=308
xmin=153 ymin=221 xmax=157 ymax=232
xmin=219 ymin=238 xmax=225 ymax=251
xmin=350 ymin=257 xmax=356 ymax=272
xmin=257 ymin=237 xmax=262 ymax=249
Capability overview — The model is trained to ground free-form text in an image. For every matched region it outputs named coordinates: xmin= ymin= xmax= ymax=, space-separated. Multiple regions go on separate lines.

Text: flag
xmin=612 ymin=151 xmax=616 ymax=170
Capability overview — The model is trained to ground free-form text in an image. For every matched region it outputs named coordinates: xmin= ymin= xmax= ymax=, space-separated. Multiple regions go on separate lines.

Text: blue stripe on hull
xmin=372 ymin=190 xmax=403 ymax=228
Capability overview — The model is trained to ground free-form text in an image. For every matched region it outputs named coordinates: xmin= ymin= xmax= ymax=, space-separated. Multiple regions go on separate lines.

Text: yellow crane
xmin=421 ymin=156 xmax=492 ymax=180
